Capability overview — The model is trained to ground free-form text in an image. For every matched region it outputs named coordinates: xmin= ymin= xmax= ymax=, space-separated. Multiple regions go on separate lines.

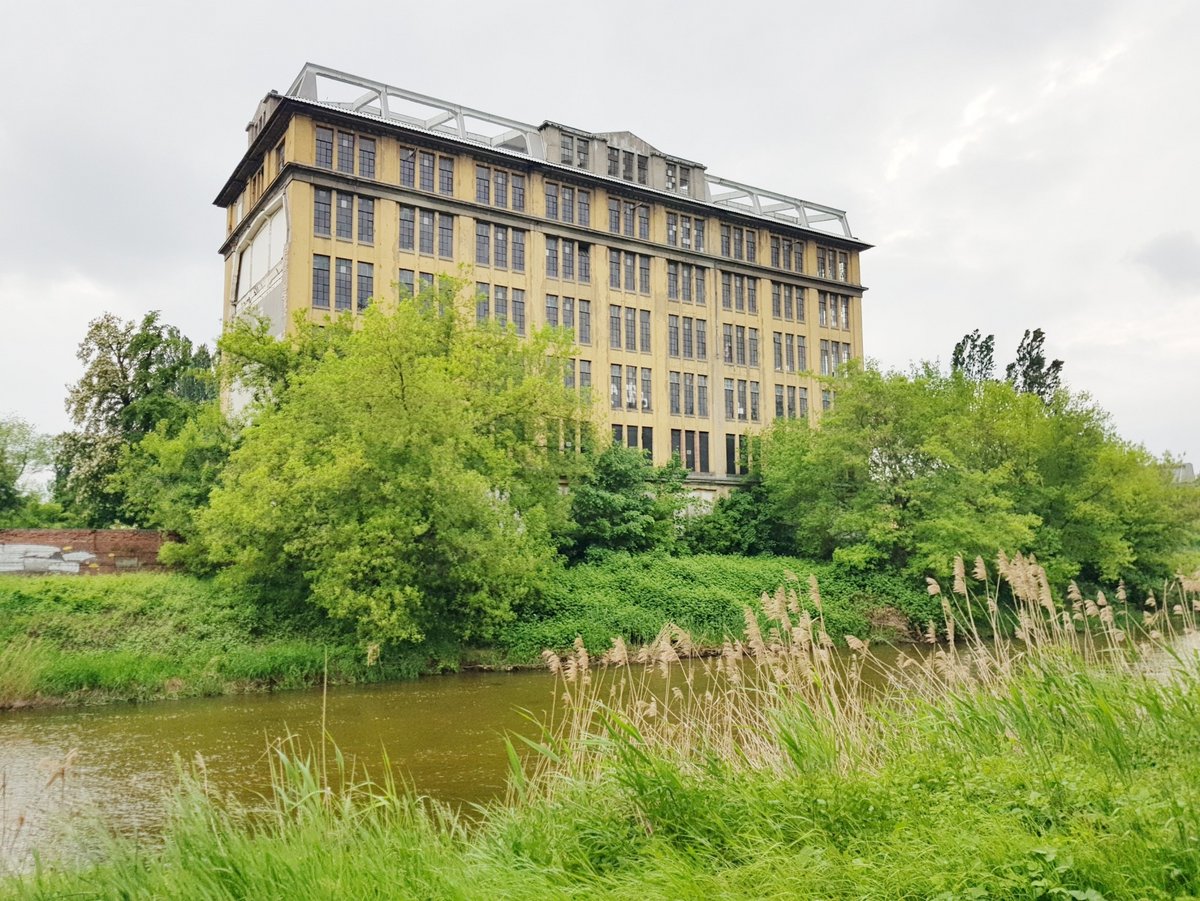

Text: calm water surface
xmin=0 ymin=669 xmax=565 ymax=870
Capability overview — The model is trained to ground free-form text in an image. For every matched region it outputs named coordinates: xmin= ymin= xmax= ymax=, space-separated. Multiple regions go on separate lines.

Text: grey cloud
xmin=1133 ymin=232 xmax=1200 ymax=289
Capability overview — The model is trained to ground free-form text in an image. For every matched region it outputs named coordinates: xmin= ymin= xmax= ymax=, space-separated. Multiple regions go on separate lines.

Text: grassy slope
xmin=0 ymin=556 xmax=937 ymax=706
xmin=0 ymin=574 xmax=402 ymax=707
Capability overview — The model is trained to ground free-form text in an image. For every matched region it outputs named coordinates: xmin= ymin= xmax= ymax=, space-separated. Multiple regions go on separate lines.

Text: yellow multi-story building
xmin=215 ymin=64 xmax=869 ymax=496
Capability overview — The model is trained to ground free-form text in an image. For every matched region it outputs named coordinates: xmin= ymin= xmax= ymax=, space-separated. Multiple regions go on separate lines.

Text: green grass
xmin=502 ymin=552 xmax=938 ymax=659
xmin=0 ymin=574 xmax=411 ymax=706
xmin=7 ymin=632 xmax=1199 ymax=897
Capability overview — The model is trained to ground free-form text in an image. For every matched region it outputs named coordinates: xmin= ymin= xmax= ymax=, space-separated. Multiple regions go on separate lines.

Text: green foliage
xmin=14 ymin=652 xmax=1200 ymax=898
xmin=1006 ymin=326 xmax=1064 ymax=401
xmin=55 ymin=311 xmax=217 ymax=527
xmin=950 ymin=328 xmax=996 ymax=382
xmin=217 ymin=309 xmax=356 ymax=409
xmin=680 ymin=480 xmax=792 ymax=556
xmin=0 ymin=415 xmax=59 ymax=525
xmin=0 ymin=574 xmax=399 ymax=705
xmin=499 ymin=554 xmax=934 ymax=658
xmin=759 ymin=364 xmax=1196 ymax=587
xmin=565 ymin=443 xmax=688 ymax=561
xmin=199 ymin=277 xmax=594 ymax=646
xmin=113 ymin=402 xmax=238 ymax=551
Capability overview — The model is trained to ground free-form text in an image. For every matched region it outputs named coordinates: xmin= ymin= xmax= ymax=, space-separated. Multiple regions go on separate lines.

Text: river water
xmin=0 ymin=669 xmax=565 ymax=871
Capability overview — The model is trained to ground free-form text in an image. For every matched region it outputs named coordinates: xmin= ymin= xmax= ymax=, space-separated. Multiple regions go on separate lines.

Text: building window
xmin=669 ymin=371 xmax=681 ymax=415
xmin=667 ymin=262 xmax=679 ymax=300
xmin=671 ymin=429 xmax=682 ymax=462
xmin=623 ymin=202 xmax=635 ymax=237
xmin=668 ymin=315 xmax=680 ymax=357
xmin=723 ymin=323 xmax=733 ymax=364
xmin=841 ymin=297 xmax=851 ymax=331
xmin=400 ymin=206 xmax=415 ymax=250
xmin=495 ymin=226 xmax=508 ymax=268
xmin=607 ymin=147 xmax=620 ymax=177
xmin=359 ymin=138 xmax=376 ymax=179
xmin=822 ymin=389 xmax=832 ymax=412
xmin=746 ymin=230 xmax=757 ymax=263
xmin=494 ymin=286 xmax=508 ymax=326
xmin=641 ymin=368 xmax=652 ymax=411
xmin=667 ymin=213 xmax=678 ymax=246
xmin=748 ymin=280 xmax=757 ymax=314
xmin=698 ymin=375 xmax=709 ymax=417
xmin=579 ymin=245 xmax=591 ymax=283
xmin=624 ymin=307 xmax=636 ymax=351
xmin=419 ymin=210 xmax=435 ymax=254
xmin=721 ymin=272 xmax=732 ymax=309
xmin=639 ymin=255 xmax=651 ymax=294
xmin=476 ymin=283 xmax=490 ymax=324
xmin=579 ymin=190 xmax=591 ymax=227
xmin=512 ymin=231 xmax=526 ymax=271
xmin=682 ymin=317 xmax=694 ymax=359
xmin=545 ymin=294 xmax=559 ymax=327
xmin=637 ymin=155 xmax=647 ymax=185
xmin=720 ymin=225 xmax=731 ymax=257
xmin=562 ymin=296 xmax=574 ymax=331
xmin=334 ymin=258 xmax=352 ymax=311
xmin=696 ymin=319 xmax=707 ymax=360
xmin=624 ymin=253 xmax=636 ymax=292
xmin=419 ymin=152 xmax=435 ymax=191
xmin=358 ymin=197 xmax=374 ymax=244
xmin=625 ymin=365 xmax=638 ymax=409
xmin=562 ymin=186 xmax=574 ymax=224
xmin=819 ymin=294 xmax=828 ymax=328
xmin=312 ymin=255 xmax=330 ymax=308
xmin=562 ymin=241 xmax=575 ymax=280
xmin=684 ymin=372 xmax=695 ymax=416
xmin=609 ymin=250 xmax=620 ymax=289
xmin=639 ymin=309 xmax=651 ymax=352
xmin=513 ymin=289 xmax=526 ymax=335
xmin=608 ymin=198 xmax=620 ymax=234
xmin=577 ymin=139 xmax=590 ymax=169
xmin=579 ymin=358 xmax=590 ymax=388
xmin=400 ymin=148 xmax=415 ymax=187
xmin=438 ymin=214 xmax=454 ymax=258
xmin=797 ymin=335 xmax=807 ymax=371
xmin=315 ymin=127 xmax=333 ymax=169
xmin=775 ymin=384 xmax=785 ymax=418
xmin=495 ymin=170 xmax=508 ymax=208
xmin=398 ymin=268 xmax=414 ymax=297
xmin=786 ymin=334 xmax=796 ymax=372
xmin=773 ymin=332 xmax=783 ymax=370
xmin=609 ymin=305 xmax=621 ymax=349
xmin=750 ymin=381 xmax=760 ymax=422
xmin=476 ymin=223 xmax=490 ymax=265
xmin=638 ymin=205 xmax=649 ymax=240
xmin=512 ymin=174 xmax=526 ymax=210
xmin=736 ymin=325 xmax=746 ymax=366
xmin=438 ymin=157 xmax=454 ymax=194
xmin=336 ymin=194 xmax=353 ymax=240
xmin=546 ymin=236 xmax=559 ymax=277
xmin=724 ymin=379 xmax=735 ymax=419
xmin=749 ymin=328 xmax=759 ymax=366
xmin=357 ymin=262 xmax=373 ymax=311
xmin=314 ymin=189 xmax=331 ymax=236
xmin=476 ymin=165 xmax=490 ymax=204
xmin=737 ymin=380 xmax=748 ymax=421
xmin=337 ymin=133 xmax=354 ymax=174
xmin=578 ymin=300 xmax=591 ymax=343
xmin=545 ymin=183 xmax=558 ymax=220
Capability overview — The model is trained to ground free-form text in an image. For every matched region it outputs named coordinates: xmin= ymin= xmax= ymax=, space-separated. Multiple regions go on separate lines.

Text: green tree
xmin=950 ymin=329 xmax=996 ymax=382
xmin=565 ymin=443 xmax=688 ymax=561
xmin=757 ymin=363 xmax=1191 ymax=588
xmin=198 ymin=278 xmax=594 ymax=645
xmin=1005 ymin=327 xmax=1063 ymax=401
xmin=56 ymin=312 xmax=217 ymax=526
xmin=0 ymin=416 xmax=60 ymax=525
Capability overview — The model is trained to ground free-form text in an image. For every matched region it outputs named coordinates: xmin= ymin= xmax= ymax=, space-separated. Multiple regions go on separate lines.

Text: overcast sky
xmin=1 ymin=0 xmax=1197 ymax=460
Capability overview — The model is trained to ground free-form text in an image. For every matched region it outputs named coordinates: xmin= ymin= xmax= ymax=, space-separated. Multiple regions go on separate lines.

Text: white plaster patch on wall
xmin=0 ymin=543 xmax=97 ymax=574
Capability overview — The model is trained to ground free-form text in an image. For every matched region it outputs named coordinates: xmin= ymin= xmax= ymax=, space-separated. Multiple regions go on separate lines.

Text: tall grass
xmin=6 ymin=556 xmax=1200 ymax=899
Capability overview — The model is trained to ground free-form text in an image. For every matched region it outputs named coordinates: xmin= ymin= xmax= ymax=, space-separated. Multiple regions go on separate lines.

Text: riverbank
xmin=6 ymin=566 xmax=1199 ymax=899
xmin=0 ymin=556 xmax=938 ymax=709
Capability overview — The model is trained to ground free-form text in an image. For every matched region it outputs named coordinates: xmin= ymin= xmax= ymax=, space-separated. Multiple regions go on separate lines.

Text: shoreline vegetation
xmin=0 ymin=556 xmax=943 ymax=710
xmin=5 ymin=557 xmax=1200 ymax=897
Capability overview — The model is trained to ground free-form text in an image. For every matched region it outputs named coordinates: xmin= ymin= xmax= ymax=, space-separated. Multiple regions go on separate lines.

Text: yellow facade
xmin=217 ymin=73 xmax=869 ymax=494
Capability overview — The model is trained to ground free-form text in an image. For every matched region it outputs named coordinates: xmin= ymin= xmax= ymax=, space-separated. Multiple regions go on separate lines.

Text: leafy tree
xmin=1005 ymin=327 xmax=1063 ymax=401
xmin=950 ymin=329 xmax=996 ymax=382
xmin=565 ymin=443 xmax=688 ymax=561
xmin=758 ymin=364 xmax=1192 ymax=588
xmin=0 ymin=416 xmax=60 ymax=525
xmin=198 ymin=278 xmax=594 ymax=645
xmin=681 ymin=480 xmax=792 ymax=556
xmin=66 ymin=311 xmax=216 ymax=439
xmin=56 ymin=312 xmax=216 ymax=526
xmin=113 ymin=403 xmax=238 ymax=560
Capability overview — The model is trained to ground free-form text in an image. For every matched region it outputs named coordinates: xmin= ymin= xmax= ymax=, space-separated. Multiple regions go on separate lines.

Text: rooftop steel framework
xmin=286 ymin=63 xmax=856 ymax=239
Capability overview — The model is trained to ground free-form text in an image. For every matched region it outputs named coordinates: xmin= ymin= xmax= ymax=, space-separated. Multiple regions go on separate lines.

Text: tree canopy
xmin=197 ymin=278 xmax=596 ymax=645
